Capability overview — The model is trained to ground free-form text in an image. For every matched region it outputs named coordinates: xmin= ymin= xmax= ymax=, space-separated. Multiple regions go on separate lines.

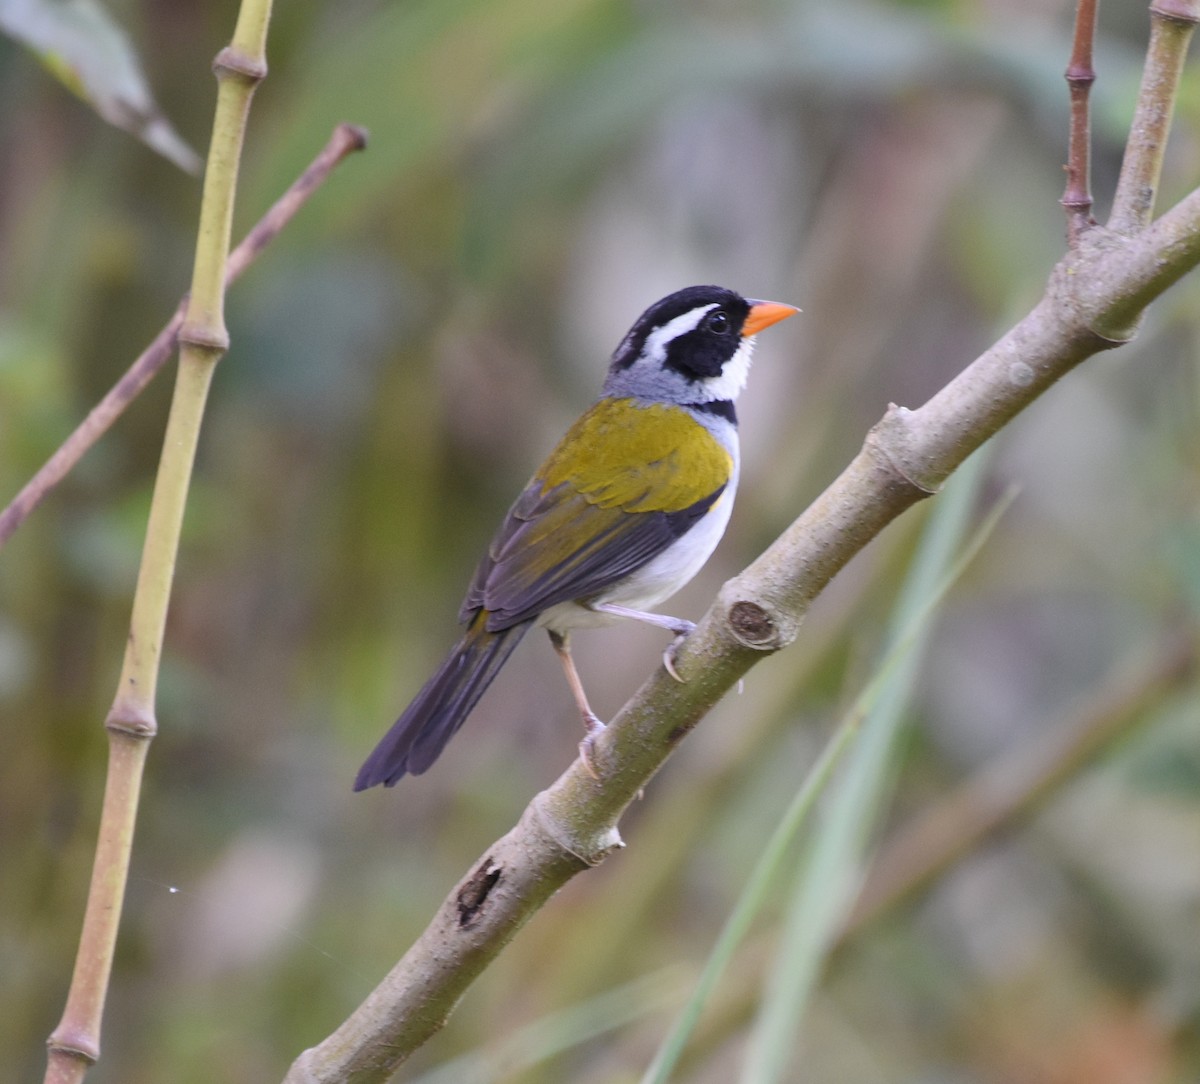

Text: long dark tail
xmin=354 ymin=613 xmax=530 ymax=789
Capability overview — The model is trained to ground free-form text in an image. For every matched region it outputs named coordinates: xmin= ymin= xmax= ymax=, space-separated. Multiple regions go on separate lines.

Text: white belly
xmin=537 ymin=486 xmax=735 ymax=634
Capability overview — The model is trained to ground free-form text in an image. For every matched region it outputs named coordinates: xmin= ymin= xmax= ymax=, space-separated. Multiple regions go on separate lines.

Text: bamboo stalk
xmin=43 ymin=4 xmax=273 ymax=1080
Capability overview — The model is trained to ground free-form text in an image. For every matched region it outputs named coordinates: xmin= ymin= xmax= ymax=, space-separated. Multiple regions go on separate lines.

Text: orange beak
xmin=742 ymin=300 xmax=800 ymax=338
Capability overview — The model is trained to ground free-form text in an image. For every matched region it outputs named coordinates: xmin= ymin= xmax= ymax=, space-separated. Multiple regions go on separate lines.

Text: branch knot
xmin=456 ymin=859 xmax=502 ymax=928
xmin=178 ymin=321 xmax=231 ymax=353
xmin=529 ymin=791 xmax=624 ymax=867
xmin=1151 ymin=0 xmax=1200 ymax=27
xmin=213 ymin=46 xmax=268 ymax=83
xmin=866 ymin=407 xmax=941 ymax=496
xmin=1055 ymin=232 xmax=1145 ymax=345
xmin=105 ymin=701 xmax=157 ymax=738
xmin=727 ymin=600 xmax=784 ymax=651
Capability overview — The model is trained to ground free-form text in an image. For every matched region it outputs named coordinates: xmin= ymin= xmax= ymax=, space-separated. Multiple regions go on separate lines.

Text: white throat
xmin=694 ymin=336 xmax=755 ymax=402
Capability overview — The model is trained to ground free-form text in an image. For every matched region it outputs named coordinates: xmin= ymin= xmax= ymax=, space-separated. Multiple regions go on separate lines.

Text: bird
xmin=354 ymin=285 xmax=798 ymax=789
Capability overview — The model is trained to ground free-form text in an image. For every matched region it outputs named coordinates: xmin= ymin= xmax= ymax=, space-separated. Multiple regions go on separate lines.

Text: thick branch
xmin=285 ymin=197 xmax=1200 ymax=1082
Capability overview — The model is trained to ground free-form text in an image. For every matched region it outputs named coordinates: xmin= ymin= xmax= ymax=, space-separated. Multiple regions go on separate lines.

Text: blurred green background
xmin=2 ymin=0 xmax=1199 ymax=1081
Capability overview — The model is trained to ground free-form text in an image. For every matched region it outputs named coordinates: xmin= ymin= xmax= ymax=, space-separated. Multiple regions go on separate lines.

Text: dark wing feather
xmin=459 ymin=397 xmax=732 ymax=631
xmin=467 ymin=484 xmax=720 ymax=629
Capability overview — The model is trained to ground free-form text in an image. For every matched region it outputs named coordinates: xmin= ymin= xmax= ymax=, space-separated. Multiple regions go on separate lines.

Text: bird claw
xmin=579 ymin=713 xmax=606 ymax=778
xmin=662 ymin=621 xmax=696 ymax=683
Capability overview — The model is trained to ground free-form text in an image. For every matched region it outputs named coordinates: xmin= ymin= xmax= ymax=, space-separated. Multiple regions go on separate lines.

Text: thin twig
xmin=1062 ymin=0 xmax=1099 ymax=242
xmin=1109 ymin=0 xmax=1200 ymax=235
xmin=0 ymin=122 xmax=367 ymax=552
xmin=842 ymin=628 xmax=1197 ymax=937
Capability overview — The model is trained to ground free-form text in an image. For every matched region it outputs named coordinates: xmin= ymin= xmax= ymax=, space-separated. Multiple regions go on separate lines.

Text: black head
xmin=610 ymin=285 xmax=752 ymax=380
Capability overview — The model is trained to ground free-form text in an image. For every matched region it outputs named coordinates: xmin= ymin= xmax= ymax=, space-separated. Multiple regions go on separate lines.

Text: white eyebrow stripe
xmin=642 ymin=303 xmax=717 ymax=364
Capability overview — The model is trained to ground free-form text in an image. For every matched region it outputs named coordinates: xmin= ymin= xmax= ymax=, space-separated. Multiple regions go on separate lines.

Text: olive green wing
xmin=460 ymin=398 xmax=732 ymax=630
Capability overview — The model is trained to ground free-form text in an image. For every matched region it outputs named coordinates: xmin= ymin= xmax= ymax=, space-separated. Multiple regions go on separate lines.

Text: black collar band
xmin=691 ymin=399 xmax=737 ymax=425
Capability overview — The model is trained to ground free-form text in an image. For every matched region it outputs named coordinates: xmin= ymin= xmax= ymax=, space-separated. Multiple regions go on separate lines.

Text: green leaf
xmin=410 ymin=967 xmax=684 ymax=1084
xmin=639 ymin=448 xmax=1014 ymax=1084
xmin=741 ymin=448 xmax=1009 ymax=1084
xmin=0 ymin=0 xmax=200 ymax=172
xmin=640 ymin=722 xmax=855 ymax=1084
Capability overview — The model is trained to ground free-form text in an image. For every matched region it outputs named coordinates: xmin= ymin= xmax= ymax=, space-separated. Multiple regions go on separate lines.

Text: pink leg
xmin=549 ymin=631 xmax=604 ymax=778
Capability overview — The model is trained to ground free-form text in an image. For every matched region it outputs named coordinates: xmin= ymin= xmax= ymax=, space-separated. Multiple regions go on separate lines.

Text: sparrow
xmin=355 ymin=285 xmax=798 ymax=788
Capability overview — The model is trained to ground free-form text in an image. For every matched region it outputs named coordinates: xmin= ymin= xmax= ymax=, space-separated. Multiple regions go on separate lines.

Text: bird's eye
xmin=705 ymin=310 xmax=731 ymax=334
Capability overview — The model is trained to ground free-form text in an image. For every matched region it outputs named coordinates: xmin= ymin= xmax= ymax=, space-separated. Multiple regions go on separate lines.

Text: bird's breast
xmin=536 ymin=480 xmax=738 ymax=636
xmin=599 ymin=485 xmax=736 ymax=610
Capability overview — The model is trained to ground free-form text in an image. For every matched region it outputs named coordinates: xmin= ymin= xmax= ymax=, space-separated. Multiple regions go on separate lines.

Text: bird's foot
xmin=579 ymin=712 xmax=606 ymax=779
xmin=662 ymin=620 xmax=696 ymax=683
